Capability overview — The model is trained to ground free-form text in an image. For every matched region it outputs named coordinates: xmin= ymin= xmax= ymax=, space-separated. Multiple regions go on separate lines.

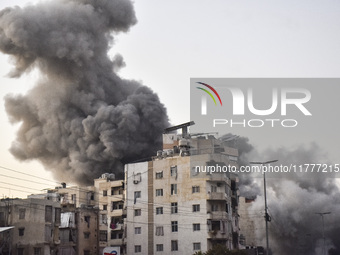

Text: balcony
xmin=207 ymin=211 xmax=229 ymax=220
xmin=208 ymin=192 xmax=228 ymax=201
xmin=109 ymin=239 xmax=125 ymax=246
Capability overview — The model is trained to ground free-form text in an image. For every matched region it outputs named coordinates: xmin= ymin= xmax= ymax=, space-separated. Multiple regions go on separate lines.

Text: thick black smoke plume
xmin=236 ymin=136 xmax=340 ymax=255
xmin=0 ymin=0 xmax=169 ymax=184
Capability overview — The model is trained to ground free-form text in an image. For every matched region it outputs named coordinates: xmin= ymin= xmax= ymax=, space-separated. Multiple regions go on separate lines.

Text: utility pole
xmin=250 ymin=160 xmax=278 ymax=255
xmin=315 ymin=212 xmax=331 ymax=255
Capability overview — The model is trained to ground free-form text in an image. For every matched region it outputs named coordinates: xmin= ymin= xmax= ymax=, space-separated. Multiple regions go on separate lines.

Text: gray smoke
xmin=236 ymin=137 xmax=340 ymax=254
xmin=0 ymin=0 xmax=169 ymax=184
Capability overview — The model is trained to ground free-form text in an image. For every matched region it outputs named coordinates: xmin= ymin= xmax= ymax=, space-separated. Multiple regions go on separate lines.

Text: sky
xmin=1 ymin=0 xmax=340 ymax=198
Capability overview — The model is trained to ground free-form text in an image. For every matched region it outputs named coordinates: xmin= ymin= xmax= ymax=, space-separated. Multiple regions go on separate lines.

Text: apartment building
xmin=125 ymin=122 xmax=240 ymax=255
xmin=29 ymin=184 xmax=99 ymax=255
xmin=0 ymin=198 xmax=61 ymax=255
xmin=94 ymin=174 xmax=126 ymax=255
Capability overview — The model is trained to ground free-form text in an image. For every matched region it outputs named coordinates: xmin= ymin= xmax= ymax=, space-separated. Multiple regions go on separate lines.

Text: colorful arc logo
xmin=196 ymin=82 xmax=222 ymax=115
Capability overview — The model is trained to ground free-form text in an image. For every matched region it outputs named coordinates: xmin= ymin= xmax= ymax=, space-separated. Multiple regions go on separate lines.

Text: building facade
xmin=125 ymin=127 xmax=240 ymax=255
xmin=0 ymin=198 xmax=61 ymax=255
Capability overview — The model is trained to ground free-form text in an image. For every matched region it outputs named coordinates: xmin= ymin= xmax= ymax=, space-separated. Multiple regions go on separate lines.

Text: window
xmin=193 ymin=242 xmax=201 ymax=251
xmin=84 ymin=216 xmax=90 ymax=227
xmin=155 ymin=226 xmax=164 ymax=236
xmin=111 ymin=231 xmax=123 ymax=239
xmin=156 ymin=244 xmax=163 ymax=252
xmin=211 ymin=185 xmax=217 ymax=192
xmin=156 ymin=189 xmax=163 ymax=197
xmin=135 ymin=227 xmax=141 ymax=234
xmin=103 ymin=190 xmax=107 ymax=196
xmin=84 ymin=250 xmax=90 ymax=255
xmin=212 ymin=204 xmax=219 ymax=212
xmin=171 ymin=240 xmax=178 ymax=251
xmin=171 ymin=202 xmax=178 ymax=214
xmin=99 ymin=230 xmax=107 ymax=242
xmin=171 ymin=184 xmax=177 ymax=195
xmin=193 ymin=204 xmax=200 ymax=212
xmin=193 ymin=223 xmax=200 ymax=231
xmin=170 ymin=166 xmax=177 ymax=177
xmin=19 ymin=209 xmax=26 ymax=219
xmin=156 ymin=171 xmax=163 ymax=179
xmin=192 ymin=186 xmax=200 ymax=193
xmin=171 ymin=221 xmax=178 ymax=232
xmin=101 ymin=214 xmax=108 ymax=225
xmin=111 ymin=202 xmax=124 ymax=211
xmin=19 ymin=228 xmax=25 ymax=236
xmin=156 ymin=207 xmax=163 ymax=215
xmin=134 ymin=209 xmax=141 ymax=216
xmin=45 ymin=206 xmax=52 ymax=222
xmin=134 ymin=191 xmax=141 ymax=199
xmin=71 ymin=194 xmax=76 ymax=203
xmin=34 ymin=248 xmax=42 ymax=255
xmin=18 ymin=248 xmax=24 ymax=255
xmin=103 ymin=204 xmax=107 ymax=211
xmin=55 ymin=208 xmax=61 ymax=224
xmin=133 ymin=173 xmax=142 ymax=183
xmin=84 ymin=232 xmax=90 ymax=239
xmin=135 ymin=245 xmax=142 ymax=253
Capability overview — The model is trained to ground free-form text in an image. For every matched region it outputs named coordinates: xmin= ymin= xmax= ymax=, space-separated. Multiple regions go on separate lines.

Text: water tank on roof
xmin=179 ymin=139 xmax=189 ymax=147
xmin=157 ymin=150 xmax=163 ymax=157
xmin=101 ymin=173 xmax=109 ymax=179
xmin=167 ymin=150 xmax=174 ymax=157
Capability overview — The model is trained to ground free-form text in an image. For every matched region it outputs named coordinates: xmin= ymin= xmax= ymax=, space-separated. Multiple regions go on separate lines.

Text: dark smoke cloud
xmin=235 ymin=136 xmax=340 ymax=254
xmin=0 ymin=0 xmax=169 ymax=184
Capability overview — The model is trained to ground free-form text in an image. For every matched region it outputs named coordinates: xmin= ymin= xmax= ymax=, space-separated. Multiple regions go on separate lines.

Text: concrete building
xmin=0 ymin=198 xmax=61 ymax=255
xmin=29 ymin=184 xmax=99 ymax=255
xmin=238 ymin=196 xmax=257 ymax=248
xmin=94 ymin=174 xmax=126 ymax=255
xmin=125 ymin=122 xmax=240 ymax=255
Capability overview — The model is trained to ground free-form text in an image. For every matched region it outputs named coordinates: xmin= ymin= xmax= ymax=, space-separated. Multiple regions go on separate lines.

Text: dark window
xmin=170 ymin=166 xmax=177 ymax=177
xmin=103 ymin=204 xmax=107 ymax=211
xmin=135 ymin=227 xmax=141 ymax=234
xmin=192 ymin=186 xmax=200 ymax=193
xmin=211 ymin=204 xmax=218 ymax=212
xmin=155 ymin=226 xmax=164 ymax=236
xmin=84 ymin=232 xmax=90 ymax=239
xmin=193 ymin=204 xmax=200 ymax=212
xmin=156 ymin=171 xmax=163 ymax=179
xmin=19 ymin=209 xmax=25 ymax=220
xmin=134 ymin=209 xmax=141 ymax=216
xmin=156 ymin=189 xmax=163 ymax=197
xmin=156 ymin=244 xmax=163 ymax=251
xmin=171 ymin=184 xmax=177 ymax=195
xmin=171 ymin=202 xmax=178 ymax=214
xmin=55 ymin=208 xmax=61 ymax=224
xmin=156 ymin=207 xmax=163 ymax=215
xmin=134 ymin=191 xmax=141 ymax=200
xmin=84 ymin=250 xmax=90 ymax=255
xmin=135 ymin=245 xmax=141 ymax=253
xmin=171 ymin=221 xmax=178 ymax=232
xmin=103 ymin=190 xmax=107 ymax=196
xmin=171 ymin=240 xmax=178 ymax=251
xmin=193 ymin=223 xmax=200 ymax=231
xmin=99 ymin=230 xmax=107 ymax=241
xmin=19 ymin=228 xmax=25 ymax=236
xmin=17 ymin=248 xmax=24 ymax=255
xmin=45 ymin=206 xmax=52 ymax=222
xmin=34 ymin=247 xmax=41 ymax=255
xmin=193 ymin=242 xmax=201 ymax=251
xmin=84 ymin=216 xmax=90 ymax=228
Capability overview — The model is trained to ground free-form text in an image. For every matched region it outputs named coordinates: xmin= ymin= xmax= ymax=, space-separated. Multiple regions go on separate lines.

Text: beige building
xmin=94 ymin=174 xmax=126 ymax=254
xmin=125 ymin=123 xmax=240 ymax=255
xmin=238 ymin=196 xmax=257 ymax=248
xmin=0 ymin=198 xmax=61 ymax=255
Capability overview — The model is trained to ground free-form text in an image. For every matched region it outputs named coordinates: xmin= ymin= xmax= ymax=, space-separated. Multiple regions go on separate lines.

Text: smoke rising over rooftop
xmin=237 ymin=137 xmax=340 ymax=254
xmin=0 ymin=0 xmax=169 ymax=184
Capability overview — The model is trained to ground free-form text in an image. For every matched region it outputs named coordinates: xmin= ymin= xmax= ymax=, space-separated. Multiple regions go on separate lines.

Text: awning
xmin=0 ymin=226 xmax=14 ymax=233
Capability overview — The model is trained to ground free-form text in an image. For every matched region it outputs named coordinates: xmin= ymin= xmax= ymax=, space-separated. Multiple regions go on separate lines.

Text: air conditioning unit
xmin=133 ymin=180 xmax=139 ymax=184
